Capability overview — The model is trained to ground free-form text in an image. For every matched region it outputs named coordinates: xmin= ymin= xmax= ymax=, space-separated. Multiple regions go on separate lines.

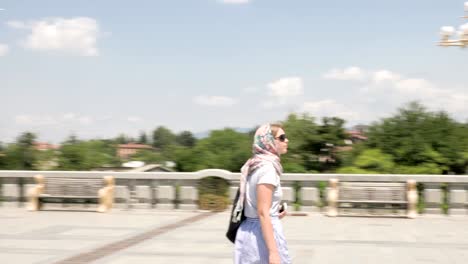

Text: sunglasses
xmin=275 ymin=134 xmax=287 ymax=142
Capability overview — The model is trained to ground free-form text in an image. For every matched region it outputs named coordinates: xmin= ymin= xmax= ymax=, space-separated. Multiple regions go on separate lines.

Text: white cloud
xmin=0 ymin=44 xmax=8 ymax=56
xmin=242 ymin=86 xmax=260 ymax=94
xmin=266 ymin=77 xmax=303 ymax=106
xmin=301 ymin=100 xmax=361 ymax=121
xmin=372 ymin=70 xmax=401 ymax=83
xmin=78 ymin=116 xmax=93 ymax=125
xmin=62 ymin=113 xmax=76 ymax=120
xmin=320 ymin=66 xmax=468 ymax=123
xmin=394 ymin=78 xmax=438 ymax=97
xmin=218 ymin=0 xmax=250 ymax=4
xmin=15 ymin=115 xmax=58 ymax=126
xmin=193 ymin=95 xmax=237 ymax=106
xmin=15 ymin=113 xmax=97 ymax=126
xmin=7 ymin=20 xmax=27 ymax=29
xmin=15 ymin=115 xmax=34 ymax=125
xmin=349 ymin=67 xmax=468 ymax=119
xmin=126 ymin=116 xmax=143 ymax=123
xmin=444 ymin=93 xmax=468 ymax=113
xmin=323 ymin=66 xmax=366 ymax=81
xmin=262 ymin=77 xmax=303 ymax=107
xmin=8 ymin=17 xmax=100 ymax=56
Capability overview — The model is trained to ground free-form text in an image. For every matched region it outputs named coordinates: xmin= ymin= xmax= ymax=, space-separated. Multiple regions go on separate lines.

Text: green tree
xmin=281 ymin=113 xmax=348 ymax=172
xmin=130 ymin=149 xmax=164 ymax=164
xmin=152 ymin=126 xmax=176 ymax=150
xmin=281 ymin=113 xmax=319 ymax=172
xmin=64 ymin=134 xmax=79 ymax=144
xmin=365 ymin=102 xmax=465 ymax=174
xmin=0 ymin=142 xmax=6 ymax=169
xmin=138 ymin=131 xmax=149 ymax=144
xmin=58 ymin=139 xmax=119 ymax=170
xmin=0 ymin=132 xmax=39 ymax=170
xmin=176 ymin=131 xmax=196 ymax=147
xmin=115 ymin=134 xmax=131 ymax=144
xmin=11 ymin=132 xmax=38 ymax=170
xmin=34 ymin=149 xmax=59 ymax=170
xmin=175 ymin=128 xmax=250 ymax=172
xmin=459 ymin=122 xmax=468 ymax=173
xmin=337 ymin=148 xmax=394 ymax=174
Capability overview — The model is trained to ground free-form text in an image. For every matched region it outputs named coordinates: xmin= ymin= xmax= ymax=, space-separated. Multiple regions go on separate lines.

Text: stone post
xmin=97 ymin=176 xmax=115 ymax=213
xmin=326 ymin=179 xmax=338 ymax=217
xmin=406 ymin=179 xmax=418 ymax=218
xmin=27 ymin=175 xmax=44 ymax=211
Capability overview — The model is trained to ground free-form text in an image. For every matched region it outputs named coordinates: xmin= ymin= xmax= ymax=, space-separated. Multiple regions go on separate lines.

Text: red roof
xmin=346 ymin=130 xmax=368 ymax=140
xmin=33 ymin=142 xmax=59 ymax=151
xmin=118 ymin=143 xmax=152 ymax=149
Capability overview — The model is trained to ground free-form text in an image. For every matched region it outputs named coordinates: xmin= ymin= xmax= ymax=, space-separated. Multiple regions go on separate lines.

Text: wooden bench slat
xmin=41 ymin=178 xmax=105 ymax=198
xmin=340 ymin=182 xmax=406 ymax=187
xmin=39 ymin=195 xmax=99 ymax=199
xmin=338 ymin=200 xmax=407 ymax=204
xmin=335 ymin=181 xmax=409 ymax=217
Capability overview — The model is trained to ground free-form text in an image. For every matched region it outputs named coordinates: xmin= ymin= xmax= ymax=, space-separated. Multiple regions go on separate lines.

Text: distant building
xmin=33 ymin=142 xmax=59 ymax=151
xmin=351 ymin=124 xmax=370 ymax=134
xmin=128 ymin=164 xmax=174 ymax=172
xmin=92 ymin=163 xmax=174 ymax=172
xmin=334 ymin=145 xmax=353 ymax=152
xmin=346 ymin=130 xmax=368 ymax=143
xmin=117 ymin=143 xmax=153 ymax=159
xmin=329 ymin=129 xmax=369 ymax=156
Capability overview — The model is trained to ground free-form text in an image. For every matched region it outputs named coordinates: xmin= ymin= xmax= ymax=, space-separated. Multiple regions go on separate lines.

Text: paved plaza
xmin=1 ymin=206 xmax=467 ymax=264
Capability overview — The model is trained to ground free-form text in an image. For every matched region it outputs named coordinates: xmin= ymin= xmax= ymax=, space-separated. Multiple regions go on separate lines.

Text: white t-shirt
xmin=244 ymin=162 xmax=283 ymax=218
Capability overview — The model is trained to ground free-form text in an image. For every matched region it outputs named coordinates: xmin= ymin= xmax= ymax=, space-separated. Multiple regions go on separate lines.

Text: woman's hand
xmin=279 ymin=210 xmax=287 ymax=219
xmin=278 ymin=203 xmax=287 ymax=219
xmin=269 ymin=251 xmax=281 ymax=264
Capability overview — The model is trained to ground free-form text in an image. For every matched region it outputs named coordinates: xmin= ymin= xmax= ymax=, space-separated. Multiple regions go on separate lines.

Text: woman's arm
xmin=257 ymin=184 xmax=281 ymax=264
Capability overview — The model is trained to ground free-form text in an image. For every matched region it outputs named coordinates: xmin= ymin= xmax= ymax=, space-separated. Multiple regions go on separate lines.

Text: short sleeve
xmin=256 ymin=163 xmax=279 ymax=187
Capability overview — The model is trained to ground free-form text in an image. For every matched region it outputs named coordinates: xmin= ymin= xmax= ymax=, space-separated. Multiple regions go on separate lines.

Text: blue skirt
xmin=234 ymin=217 xmax=291 ymax=264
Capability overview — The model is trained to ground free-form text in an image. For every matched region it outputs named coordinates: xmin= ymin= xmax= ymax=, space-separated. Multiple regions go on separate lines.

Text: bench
xmin=27 ymin=175 xmax=115 ymax=212
xmin=326 ymin=179 xmax=418 ymax=218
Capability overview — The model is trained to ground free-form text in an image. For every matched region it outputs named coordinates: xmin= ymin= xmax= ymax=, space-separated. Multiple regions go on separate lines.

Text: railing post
xmin=155 ymin=185 xmax=176 ymax=210
xmin=134 ymin=185 xmax=152 ymax=209
xmin=173 ymin=179 xmax=196 ymax=210
xmin=300 ymin=180 xmax=320 ymax=212
xmin=1 ymin=177 xmax=20 ymax=207
xmin=424 ymin=183 xmax=443 ymax=214
xmin=227 ymin=179 xmax=239 ymax=210
xmin=448 ymin=183 xmax=467 ymax=215
xmin=113 ymin=184 xmax=130 ymax=209
xmin=281 ymin=185 xmax=295 ymax=211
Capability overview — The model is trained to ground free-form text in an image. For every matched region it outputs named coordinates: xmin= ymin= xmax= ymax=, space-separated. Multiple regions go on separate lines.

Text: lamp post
xmin=438 ymin=2 xmax=468 ymax=47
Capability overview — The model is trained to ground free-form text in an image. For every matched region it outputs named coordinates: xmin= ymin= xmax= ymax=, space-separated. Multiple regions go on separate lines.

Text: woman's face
xmin=274 ymin=128 xmax=288 ymax=155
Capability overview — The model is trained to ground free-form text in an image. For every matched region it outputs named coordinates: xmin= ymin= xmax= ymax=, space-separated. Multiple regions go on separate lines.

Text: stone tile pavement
xmin=1 ymin=206 xmax=467 ymax=264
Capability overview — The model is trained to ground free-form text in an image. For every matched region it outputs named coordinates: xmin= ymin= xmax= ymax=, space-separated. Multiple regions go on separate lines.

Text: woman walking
xmin=234 ymin=123 xmax=291 ymax=264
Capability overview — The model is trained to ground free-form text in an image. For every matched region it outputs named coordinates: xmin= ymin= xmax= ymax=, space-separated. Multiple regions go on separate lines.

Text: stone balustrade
xmin=0 ymin=170 xmax=467 ymax=215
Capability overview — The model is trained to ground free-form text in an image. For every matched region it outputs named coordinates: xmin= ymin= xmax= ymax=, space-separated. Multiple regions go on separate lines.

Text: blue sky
xmin=1 ymin=0 xmax=468 ymax=143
